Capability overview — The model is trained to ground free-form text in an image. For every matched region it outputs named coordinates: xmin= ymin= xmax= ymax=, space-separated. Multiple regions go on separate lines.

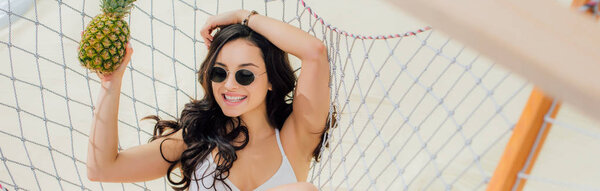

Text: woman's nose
xmin=224 ymin=73 xmax=238 ymax=90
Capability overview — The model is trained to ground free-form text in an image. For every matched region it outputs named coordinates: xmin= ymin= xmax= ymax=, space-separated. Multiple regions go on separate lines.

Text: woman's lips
xmin=222 ymin=94 xmax=247 ymax=106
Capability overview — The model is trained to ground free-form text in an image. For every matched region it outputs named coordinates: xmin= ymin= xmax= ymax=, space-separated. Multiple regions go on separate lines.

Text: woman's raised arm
xmin=86 ymin=44 xmax=187 ymax=182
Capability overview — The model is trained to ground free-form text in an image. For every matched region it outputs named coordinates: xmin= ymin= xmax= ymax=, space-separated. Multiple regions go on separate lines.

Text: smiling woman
xmin=86 ymin=8 xmax=332 ymax=191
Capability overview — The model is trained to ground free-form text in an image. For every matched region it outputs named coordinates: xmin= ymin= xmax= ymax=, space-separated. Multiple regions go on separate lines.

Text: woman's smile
xmin=222 ymin=92 xmax=248 ymax=106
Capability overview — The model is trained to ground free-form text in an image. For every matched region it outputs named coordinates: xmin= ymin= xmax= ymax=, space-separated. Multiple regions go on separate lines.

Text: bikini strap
xmin=275 ymin=129 xmax=287 ymax=158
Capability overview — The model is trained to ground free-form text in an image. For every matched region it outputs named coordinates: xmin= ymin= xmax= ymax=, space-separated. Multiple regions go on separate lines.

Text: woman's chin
xmin=217 ymin=99 xmax=248 ymax=117
xmin=222 ymin=110 xmax=242 ymax=117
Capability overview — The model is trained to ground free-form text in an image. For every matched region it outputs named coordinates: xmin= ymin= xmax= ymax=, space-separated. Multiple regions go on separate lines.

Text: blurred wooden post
xmin=384 ymin=0 xmax=598 ymax=189
xmin=488 ymin=1 xmax=594 ymax=190
xmin=486 ymin=88 xmax=561 ymax=191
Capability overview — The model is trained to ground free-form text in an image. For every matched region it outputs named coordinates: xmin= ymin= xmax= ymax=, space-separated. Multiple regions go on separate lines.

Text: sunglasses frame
xmin=210 ymin=66 xmax=267 ymax=86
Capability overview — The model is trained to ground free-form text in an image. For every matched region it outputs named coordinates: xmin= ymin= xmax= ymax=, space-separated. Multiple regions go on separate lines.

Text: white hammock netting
xmin=1 ymin=0 xmax=599 ymax=190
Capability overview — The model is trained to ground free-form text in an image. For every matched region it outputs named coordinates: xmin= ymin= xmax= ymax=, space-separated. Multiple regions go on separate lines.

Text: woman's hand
xmin=200 ymin=10 xmax=248 ymax=49
xmin=95 ymin=43 xmax=133 ymax=83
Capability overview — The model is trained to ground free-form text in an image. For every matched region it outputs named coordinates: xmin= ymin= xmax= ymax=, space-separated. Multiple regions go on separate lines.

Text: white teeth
xmin=224 ymin=95 xmax=246 ymax=102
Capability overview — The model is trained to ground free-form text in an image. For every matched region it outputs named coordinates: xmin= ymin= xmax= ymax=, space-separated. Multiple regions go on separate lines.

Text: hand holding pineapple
xmin=78 ymin=0 xmax=135 ymax=76
xmin=95 ymin=42 xmax=132 ymax=82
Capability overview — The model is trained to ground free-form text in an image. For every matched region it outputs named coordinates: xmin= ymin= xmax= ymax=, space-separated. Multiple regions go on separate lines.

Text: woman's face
xmin=212 ymin=38 xmax=271 ymax=117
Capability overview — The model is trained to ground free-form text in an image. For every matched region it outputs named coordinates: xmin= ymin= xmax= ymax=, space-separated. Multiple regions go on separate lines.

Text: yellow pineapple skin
xmin=78 ymin=14 xmax=130 ymax=74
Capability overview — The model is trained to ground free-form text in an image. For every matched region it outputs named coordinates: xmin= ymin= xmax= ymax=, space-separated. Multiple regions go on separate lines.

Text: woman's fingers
xmin=201 ymin=10 xmax=246 ymax=49
xmin=200 ymin=21 xmax=215 ymax=49
xmin=114 ymin=43 xmax=133 ymax=73
xmin=121 ymin=43 xmax=133 ymax=65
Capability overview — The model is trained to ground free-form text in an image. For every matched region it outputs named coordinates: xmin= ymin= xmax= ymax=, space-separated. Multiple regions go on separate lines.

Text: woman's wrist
xmin=101 ymin=78 xmax=123 ymax=90
xmin=237 ymin=9 xmax=252 ymax=24
xmin=236 ymin=9 xmax=250 ymax=24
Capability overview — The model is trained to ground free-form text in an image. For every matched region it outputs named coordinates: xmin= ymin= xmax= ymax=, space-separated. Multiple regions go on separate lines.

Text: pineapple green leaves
xmin=100 ymin=0 xmax=136 ymax=18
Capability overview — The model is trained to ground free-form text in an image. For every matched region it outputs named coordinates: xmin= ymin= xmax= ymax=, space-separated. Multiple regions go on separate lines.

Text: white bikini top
xmin=189 ymin=129 xmax=297 ymax=191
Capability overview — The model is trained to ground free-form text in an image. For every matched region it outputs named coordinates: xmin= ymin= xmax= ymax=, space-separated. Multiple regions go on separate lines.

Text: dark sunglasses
xmin=210 ymin=67 xmax=266 ymax=86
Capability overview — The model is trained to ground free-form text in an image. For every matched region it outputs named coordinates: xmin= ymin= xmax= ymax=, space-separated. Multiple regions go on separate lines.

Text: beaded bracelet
xmin=242 ymin=10 xmax=258 ymax=26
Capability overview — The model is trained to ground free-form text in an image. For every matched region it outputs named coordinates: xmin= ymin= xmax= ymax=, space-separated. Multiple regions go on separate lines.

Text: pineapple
xmin=78 ymin=0 xmax=136 ymax=74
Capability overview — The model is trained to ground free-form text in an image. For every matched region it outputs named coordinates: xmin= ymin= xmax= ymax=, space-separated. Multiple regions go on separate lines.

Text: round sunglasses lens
xmin=210 ymin=67 xmax=227 ymax=83
xmin=236 ymin=69 xmax=255 ymax=85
